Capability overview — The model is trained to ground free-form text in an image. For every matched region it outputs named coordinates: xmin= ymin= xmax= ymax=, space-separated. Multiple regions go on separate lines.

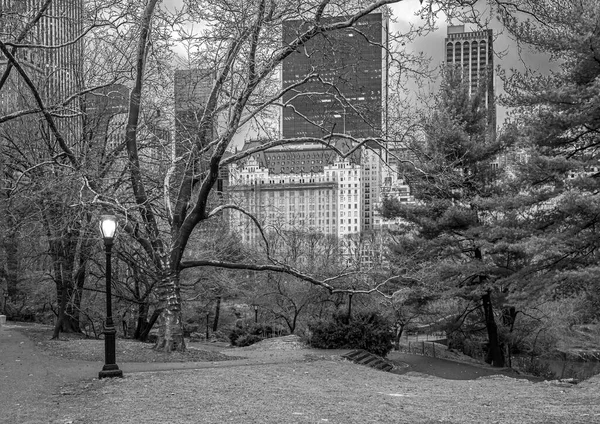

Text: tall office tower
xmin=0 ymin=0 xmax=83 ymax=104
xmin=174 ymin=69 xmax=214 ymax=150
xmin=84 ymin=84 xmax=129 ymax=144
xmin=444 ymin=25 xmax=496 ymax=131
xmin=83 ymin=84 xmax=129 ymax=177
xmin=1 ymin=0 xmax=84 ymax=143
xmin=173 ymin=69 xmax=225 ymax=202
xmin=282 ymin=13 xmax=388 ymax=139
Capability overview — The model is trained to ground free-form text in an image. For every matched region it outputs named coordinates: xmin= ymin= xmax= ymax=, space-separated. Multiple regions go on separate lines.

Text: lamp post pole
xmin=3 ymin=291 xmax=8 ymax=315
xmin=99 ymin=216 xmax=123 ymax=379
xmin=254 ymin=305 xmax=258 ymax=323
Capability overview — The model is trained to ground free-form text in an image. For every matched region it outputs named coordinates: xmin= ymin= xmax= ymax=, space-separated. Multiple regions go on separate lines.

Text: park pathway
xmin=0 ymin=324 xmax=100 ymax=423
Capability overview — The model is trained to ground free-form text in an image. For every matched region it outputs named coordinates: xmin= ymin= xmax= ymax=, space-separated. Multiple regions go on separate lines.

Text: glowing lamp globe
xmin=99 ymin=215 xmax=118 ymax=240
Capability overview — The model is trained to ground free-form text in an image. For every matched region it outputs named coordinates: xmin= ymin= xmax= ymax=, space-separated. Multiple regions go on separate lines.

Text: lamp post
xmin=254 ymin=305 xmax=258 ymax=323
xmin=99 ymin=215 xmax=123 ymax=379
xmin=3 ymin=291 xmax=8 ymax=315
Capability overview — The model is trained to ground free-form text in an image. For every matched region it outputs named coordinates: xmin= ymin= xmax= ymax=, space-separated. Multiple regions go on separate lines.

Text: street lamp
xmin=254 ymin=305 xmax=258 ymax=323
xmin=99 ymin=215 xmax=123 ymax=379
xmin=3 ymin=291 xmax=8 ymax=315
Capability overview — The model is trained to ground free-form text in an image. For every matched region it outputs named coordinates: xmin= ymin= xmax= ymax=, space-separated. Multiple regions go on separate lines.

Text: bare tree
xmin=1 ymin=0 xmax=432 ymax=351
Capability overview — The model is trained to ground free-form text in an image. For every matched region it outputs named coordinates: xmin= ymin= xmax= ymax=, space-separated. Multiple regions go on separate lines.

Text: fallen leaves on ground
xmin=17 ymin=325 xmax=242 ymax=363
xmin=56 ymin=359 xmax=600 ymax=424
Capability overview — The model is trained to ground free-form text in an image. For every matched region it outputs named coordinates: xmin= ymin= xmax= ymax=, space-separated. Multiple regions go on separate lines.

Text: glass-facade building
xmin=281 ymin=13 xmax=387 ymax=139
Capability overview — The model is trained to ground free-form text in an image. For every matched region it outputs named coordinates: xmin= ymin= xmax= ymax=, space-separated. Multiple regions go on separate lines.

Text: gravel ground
xmin=5 ymin=323 xmax=600 ymax=424
xmin=53 ymin=360 xmax=600 ymax=424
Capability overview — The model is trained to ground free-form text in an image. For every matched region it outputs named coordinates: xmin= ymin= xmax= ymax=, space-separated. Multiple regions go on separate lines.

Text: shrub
xmin=228 ymin=325 xmax=268 ymax=347
xmin=229 ymin=322 xmax=290 ymax=347
xmin=248 ymin=323 xmax=272 ymax=336
xmin=235 ymin=334 xmax=263 ymax=347
xmin=308 ymin=311 xmax=394 ymax=357
xmin=211 ymin=330 xmax=229 ymax=342
xmin=228 ymin=327 xmax=248 ymax=346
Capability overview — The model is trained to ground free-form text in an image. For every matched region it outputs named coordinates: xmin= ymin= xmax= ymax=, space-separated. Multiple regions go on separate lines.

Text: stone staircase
xmin=341 ymin=349 xmax=394 ymax=372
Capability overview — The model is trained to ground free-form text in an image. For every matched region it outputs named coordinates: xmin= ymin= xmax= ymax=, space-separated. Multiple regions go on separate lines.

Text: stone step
xmin=344 ymin=350 xmax=367 ymax=360
xmin=349 ymin=351 xmax=372 ymax=363
xmin=341 ymin=349 xmax=394 ymax=372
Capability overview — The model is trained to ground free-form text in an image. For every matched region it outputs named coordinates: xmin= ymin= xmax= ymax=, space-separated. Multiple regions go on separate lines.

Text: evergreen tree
xmin=494 ymin=0 xmax=600 ymax=319
xmin=382 ymin=68 xmax=509 ymax=366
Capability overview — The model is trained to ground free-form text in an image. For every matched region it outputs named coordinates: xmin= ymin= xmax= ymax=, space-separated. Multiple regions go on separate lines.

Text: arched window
xmin=446 ymin=42 xmax=453 ymax=63
xmin=454 ymin=41 xmax=461 ymax=63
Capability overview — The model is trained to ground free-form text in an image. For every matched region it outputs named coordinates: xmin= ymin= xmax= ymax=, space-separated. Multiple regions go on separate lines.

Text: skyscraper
xmin=1 ymin=0 xmax=84 ymax=155
xmin=444 ymin=25 xmax=496 ymax=130
xmin=0 ymin=0 xmax=83 ymax=111
xmin=173 ymin=69 xmax=216 ymax=194
xmin=174 ymin=69 xmax=214 ymax=151
xmin=281 ymin=13 xmax=388 ymax=139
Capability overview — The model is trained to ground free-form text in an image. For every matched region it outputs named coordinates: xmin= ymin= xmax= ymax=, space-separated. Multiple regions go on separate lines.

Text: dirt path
xmin=0 ymin=325 xmax=100 ymax=423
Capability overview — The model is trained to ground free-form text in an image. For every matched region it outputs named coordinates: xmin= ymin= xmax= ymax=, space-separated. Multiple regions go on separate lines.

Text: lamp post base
xmin=99 ymin=322 xmax=122 ymax=379
xmin=99 ymin=364 xmax=123 ymax=379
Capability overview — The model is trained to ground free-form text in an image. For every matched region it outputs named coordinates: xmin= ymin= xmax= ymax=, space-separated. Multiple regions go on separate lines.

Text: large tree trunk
xmin=52 ymin=278 xmax=67 ymax=339
xmin=66 ymin=237 xmax=93 ymax=334
xmin=482 ymin=290 xmax=505 ymax=367
xmin=212 ymin=296 xmax=221 ymax=332
xmin=63 ymin=263 xmax=86 ymax=333
xmin=290 ymin=313 xmax=298 ymax=334
xmin=154 ymin=271 xmax=185 ymax=351
xmin=50 ymin=245 xmax=81 ymax=338
xmin=139 ymin=307 xmax=161 ymax=342
xmin=48 ymin=224 xmax=84 ymax=337
xmin=134 ymin=302 xmax=149 ymax=340
xmin=346 ymin=293 xmax=353 ymax=323
xmin=394 ymin=324 xmax=405 ymax=351
xmin=3 ymin=227 xmax=19 ymax=297
xmin=502 ymin=306 xmax=518 ymax=368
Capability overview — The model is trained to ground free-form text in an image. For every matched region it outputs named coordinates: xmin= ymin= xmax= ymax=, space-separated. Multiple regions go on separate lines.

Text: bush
xmin=308 ymin=311 xmax=394 ymax=357
xmin=211 ymin=330 xmax=229 ymax=342
xmin=228 ymin=327 xmax=248 ymax=346
xmin=235 ymin=334 xmax=263 ymax=347
xmin=228 ymin=322 xmax=290 ymax=347
xmin=228 ymin=324 xmax=268 ymax=347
